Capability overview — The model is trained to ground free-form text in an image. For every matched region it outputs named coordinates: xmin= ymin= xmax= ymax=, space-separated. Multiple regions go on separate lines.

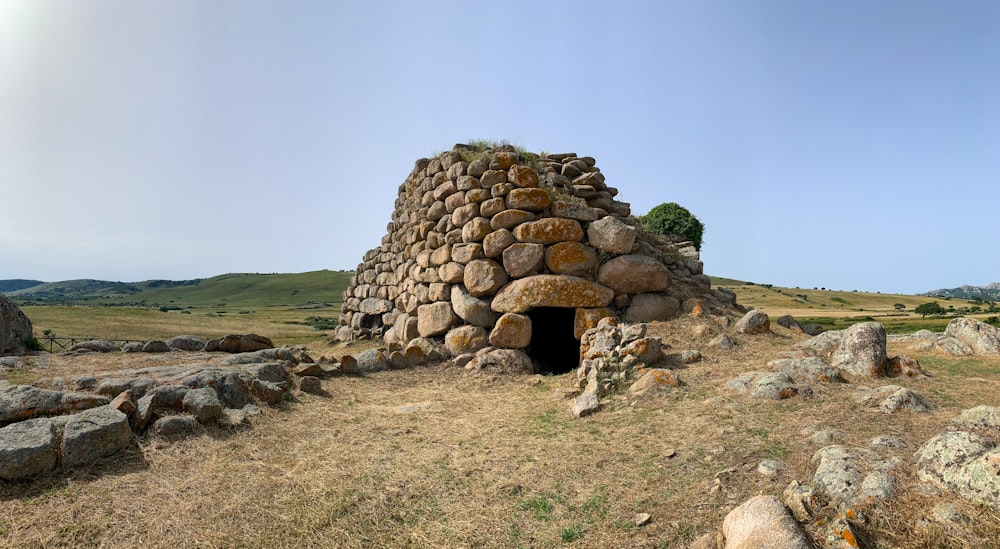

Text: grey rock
xmin=182 ymin=387 xmax=223 ymax=424
xmin=0 ymin=417 xmax=59 ymax=480
xmin=354 ymin=348 xmax=391 ymax=374
xmin=915 ymin=430 xmax=1000 ymax=506
xmin=0 ymin=294 xmax=33 ymax=355
xmin=571 ymin=388 xmax=600 ymax=418
xmin=1 ymin=385 xmax=108 ymax=427
xmin=945 ymin=317 xmax=1000 ymax=355
xmin=721 ymin=495 xmax=812 ymax=549
xmin=445 ymin=325 xmax=489 ymax=356
xmin=794 ymin=329 xmax=844 ymax=355
xmin=831 ymin=322 xmax=887 ymax=377
xmin=707 ymin=334 xmax=736 ymax=350
xmin=767 ymin=357 xmax=845 ymax=383
xmin=67 ymin=339 xmax=120 ymax=353
xmin=299 ymin=376 xmax=323 ymax=394
xmin=811 ymin=445 xmax=863 ymax=503
xmin=142 ymin=340 xmax=170 ymax=353
xmin=953 ymin=405 xmax=1000 ymax=429
xmin=623 ymin=293 xmax=679 ymax=323
xmin=121 ymin=342 xmax=144 ymax=353
xmin=586 ymin=216 xmax=636 ymax=255
xmin=62 ymin=405 xmax=134 ymax=468
xmin=596 ymin=255 xmax=671 ymax=295
xmin=166 ymin=335 xmax=208 ymax=351
xmin=735 ymin=310 xmax=770 ymax=335
xmin=153 ymin=415 xmax=197 ymax=436
xmin=857 ymin=385 xmax=932 ymax=413
xmin=450 ymin=285 xmax=498 ymax=327
xmin=467 ymin=348 xmax=533 ymax=374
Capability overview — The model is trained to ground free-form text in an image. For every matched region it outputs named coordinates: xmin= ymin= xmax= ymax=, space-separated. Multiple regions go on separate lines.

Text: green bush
xmin=641 ymin=202 xmax=705 ymax=250
xmin=25 ymin=337 xmax=43 ymax=352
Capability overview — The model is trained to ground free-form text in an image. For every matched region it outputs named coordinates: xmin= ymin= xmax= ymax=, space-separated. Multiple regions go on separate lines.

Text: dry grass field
xmin=3 ymin=313 xmax=1000 ymax=548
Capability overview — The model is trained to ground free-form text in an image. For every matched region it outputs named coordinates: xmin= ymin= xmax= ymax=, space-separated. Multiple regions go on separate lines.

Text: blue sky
xmin=1 ymin=1 xmax=997 ymax=294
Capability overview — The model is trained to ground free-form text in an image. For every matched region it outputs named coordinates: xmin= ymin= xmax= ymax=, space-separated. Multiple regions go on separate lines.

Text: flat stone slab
xmin=62 ymin=405 xmax=134 ymax=468
xmin=0 ymin=417 xmax=60 ymax=480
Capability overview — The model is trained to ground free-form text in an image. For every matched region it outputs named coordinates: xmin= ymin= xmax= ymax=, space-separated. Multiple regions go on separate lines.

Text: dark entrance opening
xmin=526 ymin=307 xmax=579 ymax=375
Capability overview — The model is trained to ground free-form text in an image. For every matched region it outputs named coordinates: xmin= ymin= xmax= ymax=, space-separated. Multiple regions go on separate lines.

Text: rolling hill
xmin=0 ymin=279 xmax=45 ymax=293
xmin=922 ymin=283 xmax=1000 ymax=301
xmin=6 ymin=271 xmax=352 ymax=309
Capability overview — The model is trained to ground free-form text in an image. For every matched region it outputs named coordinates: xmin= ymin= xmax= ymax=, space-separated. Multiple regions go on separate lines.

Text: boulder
xmin=490 ymin=209 xmax=535 ymax=231
xmin=505 ymin=187 xmax=551 ymax=211
xmin=596 ymin=255 xmax=671 ymax=295
xmin=488 ymin=313 xmax=532 ymax=349
xmin=0 ymin=417 xmax=59 ymax=480
xmin=501 ymin=243 xmax=545 ymax=278
xmin=623 ymin=294 xmax=679 ymax=323
xmin=463 ymin=259 xmax=508 ymax=297
xmin=182 ymin=387 xmax=224 ymax=424
xmin=354 ymin=348 xmax=391 ymax=374
xmin=1 ymin=385 xmax=108 ymax=427
xmin=466 ymin=348 xmax=533 ymax=374
xmin=0 ymin=294 xmax=33 ymax=355
xmin=721 ymin=495 xmax=812 ymax=549
xmin=767 ymin=357 xmax=845 ymax=383
xmin=628 ymin=369 xmax=681 ymax=400
xmin=571 ymin=389 xmax=600 ymax=418
xmin=735 ymin=310 xmax=770 ymax=335
xmin=299 ymin=376 xmax=323 ymax=395
xmin=915 ymin=430 xmax=1000 ymax=506
xmin=857 ymin=385 xmax=932 ymax=413
xmin=152 ymin=415 xmax=198 ymax=436
xmin=449 ymin=286 xmax=497 ymax=327
xmin=204 ymin=334 xmax=274 ymax=353
xmin=586 ymin=216 xmax=636 ymax=255
xmin=68 ymin=339 xmax=120 ymax=353
xmin=61 ymin=405 xmax=134 ymax=468
xmin=166 ymin=335 xmax=208 ymax=351
xmin=512 ymin=218 xmax=584 ymax=244
xmin=141 ymin=340 xmax=170 ymax=353
xmin=775 ymin=315 xmax=803 ymax=333
xmin=417 ymin=302 xmax=458 ymax=337
xmin=944 ymin=317 xmax=1000 ymax=355
xmin=544 ymin=242 xmax=597 ymax=276
xmin=445 ymin=326 xmax=489 ymax=356
xmin=491 ymin=275 xmax=615 ymax=314
xmin=831 ymin=322 xmax=887 ymax=377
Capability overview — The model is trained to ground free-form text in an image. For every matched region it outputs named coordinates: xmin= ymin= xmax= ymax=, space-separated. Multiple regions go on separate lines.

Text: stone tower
xmin=337 ymin=143 xmax=739 ymax=373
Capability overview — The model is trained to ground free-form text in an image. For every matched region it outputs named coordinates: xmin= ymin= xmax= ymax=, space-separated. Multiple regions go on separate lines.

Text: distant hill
xmin=8 ymin=270 xmax=352 ymax=309
xmin=0 ymin=279 xmax=45 ymax=293
xmin=922 ymin=283 xmax=1000 ymax=301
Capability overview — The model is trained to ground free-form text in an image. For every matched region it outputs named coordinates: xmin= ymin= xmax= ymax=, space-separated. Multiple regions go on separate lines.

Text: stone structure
xmin=0 ymin=293 xmax=33 ymax=355
xmin=338 ymin=143 xmax=739 ymax=372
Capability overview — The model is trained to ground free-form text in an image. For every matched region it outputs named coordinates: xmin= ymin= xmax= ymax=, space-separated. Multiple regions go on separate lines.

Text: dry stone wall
xmin=338 ymin=143 xmax=740 ymax=356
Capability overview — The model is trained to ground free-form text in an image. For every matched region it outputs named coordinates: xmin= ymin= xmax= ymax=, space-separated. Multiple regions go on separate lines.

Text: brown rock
xmin=735 ymin=310 xmax=771 ymax=336
xmin=489 ymin=313 xmax=532 ymax=348
xmin=491 ymin=209 xmax=535 ymax=230
xmin=481 ymin=169 xmax=507 ymax=187
xmin=451 ymin=243 xmax=484 ymax=264
xmin=506 ymin=188 xmax=552 ymax=212
xmin=483 ymin=229 xmax=516 ymax=258
xmin=445 ymin=326 xmax=489 ymax=356
xmin=624 ymin=294 xmax=680 ymax=323
xmin=596 ymin=255 xmax=671 ymax=294
xmin=438 ymin=262 xmax=465 ymax=283
xmin=450 ymin=285 xmax=498 ymax=327
xmin=587 ymin=215 xmax=636 ymax=254
xmin=464 ymin=259 xmax=509 ymax=297
xmin=417 ymin=302 xmax=457 ymax=337
xmin=110 ymin=389 xmax=137 ymax=417
xmin=551 ymin=201 xmax=599 ymax=221
xmin=492 ymin=275 xmax=615 ymax=313
xmin=508 ymin=165 xmax=539 ymax=188
xmin=574 ymin=308 xmax=616 ymax=339
xmin=495 ymin=151 xmax=517 ymax=169
xmin=480 ymin=196 xmax=506 ymax=218
xmin=513 ymin=218 xmax=584 ymax=244
xmin=544 ymin=241 xmax=597 ymax=276
xmin=461 ymin=217 xmax=492 ymax=243
xmin=502 ymin=243 xmax=545 ymax=278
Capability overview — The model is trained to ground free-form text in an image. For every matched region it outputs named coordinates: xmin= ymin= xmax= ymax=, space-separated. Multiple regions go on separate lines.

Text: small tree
xmin=914 ymin=302 xmax=945 ymax=318
xmin=641 ymin=202 xmax=705 ymax=250
xmin=893 ymin=303 xmax=905 ymax=311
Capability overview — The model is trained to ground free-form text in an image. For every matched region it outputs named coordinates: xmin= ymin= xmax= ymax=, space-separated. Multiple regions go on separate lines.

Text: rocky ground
xmin=2 ymin=315 xmax=1000 ymax=548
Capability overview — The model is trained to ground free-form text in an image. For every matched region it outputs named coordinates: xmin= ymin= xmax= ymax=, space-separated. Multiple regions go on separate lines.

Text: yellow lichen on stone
xmin=491 ymin=275 xmax=614 ymax=313
xmin=574 ymin=307 xmax=615 ymax=339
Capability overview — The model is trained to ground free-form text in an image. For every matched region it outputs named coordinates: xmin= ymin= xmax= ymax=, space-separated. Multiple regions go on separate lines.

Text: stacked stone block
xmin=337 ymin=143 xmax=738 ymax=352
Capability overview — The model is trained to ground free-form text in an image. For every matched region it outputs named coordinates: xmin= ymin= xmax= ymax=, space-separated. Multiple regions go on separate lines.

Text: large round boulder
xmin=491 ymin=275 xmax=615 ymax=314
xmin=831 ymin=322 xmax=887 ymax=377
xmin=596 ymin=255 xmax=671 ymax=295
xmin=944 ymin=317 xmax=1000 ymax=355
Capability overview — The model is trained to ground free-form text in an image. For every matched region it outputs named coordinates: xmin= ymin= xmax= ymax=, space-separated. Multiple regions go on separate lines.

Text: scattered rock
xmin=628 ymin=368 xmax=681 ymax=400
xmin=182 ymin=387 xmax=223 ymax=424
xmin=768 ymin=356 xmax=845 ymax=383
xmin=0 ymin=417 xmax=59 ymax=480
xmin=204 ymin=334 xmax=274 ymax=353
xmin=856 ymin=385 xmax=932 ymax=413
xmin=831 ymin=322 xmax=887 ymax=377
xmin=721 ymin=495 xmax=812 ymax=549
xmin=735 ymin=310 xmax=770 ymax=335
xmin=61 ymin=405 xmax=134 ymax=468
xmin=141 ymin=340 xmax=170 ymax=353
xmin=166 ymin=335 xmax=208 ymax=351
xmin=67 ymin=339 xmax=121 ymax=353
xmin=914 ymin=429 xmax=1000 ymax=506
xmin=152 ymin=415 xmax=198 ymax=436
xmin=944 ymin=317 xmax=1000 ymax=355
xmin=1 ymin=385 xmax=109 ymax=427
xmin=775 ymin=315 xmax=803 ymax=333
xmin=708 ymin=334 xmax=736 ymax=350
xmin=299 ymin=376 xmax=323 ymax=395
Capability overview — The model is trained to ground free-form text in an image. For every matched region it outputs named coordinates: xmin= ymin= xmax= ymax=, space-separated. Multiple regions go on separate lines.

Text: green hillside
xmin=0 ymin=279 xmax=45 ymax=293
xmin=10 ymin=271 xmax=352 ymax=310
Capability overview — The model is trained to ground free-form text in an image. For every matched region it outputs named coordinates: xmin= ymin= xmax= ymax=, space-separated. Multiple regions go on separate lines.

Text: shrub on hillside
xmin=641 ymin=202 xmax=705 ymax=250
